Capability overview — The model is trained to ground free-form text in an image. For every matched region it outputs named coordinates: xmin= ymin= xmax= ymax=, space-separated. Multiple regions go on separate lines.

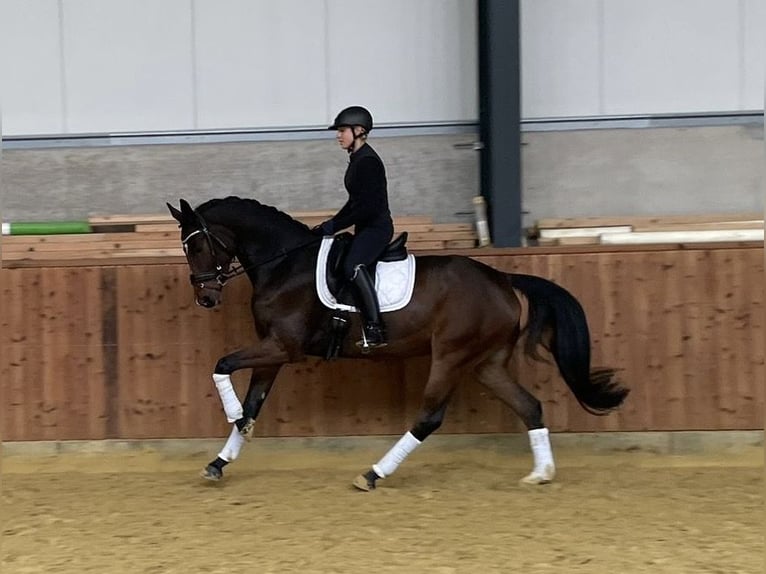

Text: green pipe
xmin=2 ymin=221 xmax=92 ymax=235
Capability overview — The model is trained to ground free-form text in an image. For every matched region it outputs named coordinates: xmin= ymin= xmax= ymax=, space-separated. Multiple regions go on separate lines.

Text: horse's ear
xmin=179 ymin=198 xmax=195 ymax=219
xmin=167 ymin=202 xmax=183 ymax=223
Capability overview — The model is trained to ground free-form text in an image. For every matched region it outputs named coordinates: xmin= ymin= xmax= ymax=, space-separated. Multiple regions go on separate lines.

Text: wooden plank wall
xmin=1 ymin=244 xmax=762 ymax=441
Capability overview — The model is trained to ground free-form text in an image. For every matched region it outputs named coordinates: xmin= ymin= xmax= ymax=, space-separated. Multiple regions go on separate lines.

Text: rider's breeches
xmin=342 ymin=226 xmax=392 ymax=279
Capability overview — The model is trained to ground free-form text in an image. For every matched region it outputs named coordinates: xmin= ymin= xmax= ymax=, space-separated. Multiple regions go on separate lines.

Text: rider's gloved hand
xmin=312 ymin=220 xmax=334 ymax=236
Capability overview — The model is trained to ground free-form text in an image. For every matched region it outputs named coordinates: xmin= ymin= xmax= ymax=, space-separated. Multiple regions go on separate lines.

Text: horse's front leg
xmin=200 ymin=342 xmax=289 ymax=482
xmin=210 ymin=341 xmax=289 ymax=425
xmin=201 ymin=367 xmax=279 ymax=481
xmin=237 ymin=366 xmax=279 ymax=440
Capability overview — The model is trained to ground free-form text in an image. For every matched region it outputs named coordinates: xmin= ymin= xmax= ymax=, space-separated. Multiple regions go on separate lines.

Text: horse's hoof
xmin=352 ymin=469 xmax=380 ymax=491
xmin=519 ymin=468 xmax=555 ymax=485
xmin=352 ymin=474 xmax=373 ymax=491
xmin=200 ymin=465 xmax=223 ymax=481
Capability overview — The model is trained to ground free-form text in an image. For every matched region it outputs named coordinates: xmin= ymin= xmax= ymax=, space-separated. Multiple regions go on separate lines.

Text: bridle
xmin=182 ymin=221 xmax=323 ymax=291
xmin=182 ymin=226 xmax=238 ymax=290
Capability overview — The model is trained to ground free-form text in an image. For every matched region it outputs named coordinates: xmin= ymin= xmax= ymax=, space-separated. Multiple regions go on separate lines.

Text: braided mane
xmin=195 ymin=196 xmax=311 ymax=233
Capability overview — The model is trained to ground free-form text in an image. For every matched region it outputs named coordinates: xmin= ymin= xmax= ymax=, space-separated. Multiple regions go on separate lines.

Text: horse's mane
xmin=196 ymin=196 xmax=311 ymax=233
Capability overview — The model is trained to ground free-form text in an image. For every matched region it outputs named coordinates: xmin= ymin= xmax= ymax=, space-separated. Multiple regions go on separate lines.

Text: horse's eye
xmin=186 ymin=243 xmax=203 ymax=256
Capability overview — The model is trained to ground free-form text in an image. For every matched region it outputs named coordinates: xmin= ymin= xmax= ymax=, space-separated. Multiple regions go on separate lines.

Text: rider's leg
xmin=343 ymin=228 xmax=391 ymax=350
xmin=350 ymin=264 xmax=387 ymax=348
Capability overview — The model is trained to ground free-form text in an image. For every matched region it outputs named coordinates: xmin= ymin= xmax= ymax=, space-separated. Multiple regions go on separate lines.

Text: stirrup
xmin=356 ymin=324 xmax=388 ymax=353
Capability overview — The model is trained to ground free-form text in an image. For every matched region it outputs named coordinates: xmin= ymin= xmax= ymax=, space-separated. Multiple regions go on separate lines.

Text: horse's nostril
xmin=198 ymin=296 xmax=215 ymax=308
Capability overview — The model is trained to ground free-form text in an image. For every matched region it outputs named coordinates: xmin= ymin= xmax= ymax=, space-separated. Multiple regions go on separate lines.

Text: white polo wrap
xmin=372 ymin=431 xmax=422 ymax=478
xmin=218 ymin=424 xmax=246 ymax=462
xmin=213 ymin=373 xmax=243 ymax=423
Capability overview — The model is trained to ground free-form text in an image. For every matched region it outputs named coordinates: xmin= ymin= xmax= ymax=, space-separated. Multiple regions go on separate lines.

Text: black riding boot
xmin=351 ymin=264 xmax=387 ymax=351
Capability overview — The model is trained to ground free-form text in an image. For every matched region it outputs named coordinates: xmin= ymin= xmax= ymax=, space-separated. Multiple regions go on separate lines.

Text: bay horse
xmin=167 ymin=196 xmax=628 ymax=490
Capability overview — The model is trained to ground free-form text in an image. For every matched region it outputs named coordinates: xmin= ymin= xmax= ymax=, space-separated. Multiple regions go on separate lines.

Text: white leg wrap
xmin=213 ymin=373 xmax=243 ymax=423
xmin=218 ymin=424 xmax=246 ymax=462
xmin=528 ymin=427 xmax=555 ymax=479
xmin=372 ymin=431 xmax=422 ymax=478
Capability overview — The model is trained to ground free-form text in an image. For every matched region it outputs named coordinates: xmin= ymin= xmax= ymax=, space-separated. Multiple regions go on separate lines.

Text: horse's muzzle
xmin=194 ymin=286 xmax=222 ymax=308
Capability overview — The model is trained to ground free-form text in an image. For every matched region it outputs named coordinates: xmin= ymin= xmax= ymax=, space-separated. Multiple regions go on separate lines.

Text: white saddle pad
xmin=315 ymin=237 xmax=416 ymax=313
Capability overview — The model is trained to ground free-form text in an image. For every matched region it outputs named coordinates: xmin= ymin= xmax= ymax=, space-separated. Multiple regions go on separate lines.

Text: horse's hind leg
xmin=352 ymin=403 xmax=451 ymax=492
xmin=353 ymin=359 xmax=457 ymax=491
xmin=475 ymin=351 xmax=555 ymax=485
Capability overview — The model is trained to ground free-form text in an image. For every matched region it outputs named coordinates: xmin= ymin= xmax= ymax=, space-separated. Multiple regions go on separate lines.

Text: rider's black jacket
xmin=328 ymin=143 xmax=393 ymax=234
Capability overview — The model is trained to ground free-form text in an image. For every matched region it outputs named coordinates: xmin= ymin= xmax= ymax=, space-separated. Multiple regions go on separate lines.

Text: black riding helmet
xmin=328 ymin=106 xmax=373 ymax=133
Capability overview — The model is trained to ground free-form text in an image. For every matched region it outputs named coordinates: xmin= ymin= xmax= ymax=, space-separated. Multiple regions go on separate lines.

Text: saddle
xmin=325 ymin=232 xmax=409 ymax=305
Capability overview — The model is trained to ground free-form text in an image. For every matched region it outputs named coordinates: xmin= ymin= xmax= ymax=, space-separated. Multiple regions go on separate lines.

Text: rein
xmin=182 ymin=226 xmax=322 ymax=288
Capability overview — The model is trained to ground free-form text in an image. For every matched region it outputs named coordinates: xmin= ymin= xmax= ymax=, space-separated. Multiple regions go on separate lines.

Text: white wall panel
xmin=0 ymin=0 xmax=64 ymax=134
xmin=61 ymin=0 xmax=194 ymax=133
xmin=2 ymin=0 xmax=761 ymax=136
xmin=603 ymin=0 xmax=740 ymax=115
xmin=521 ymin=0 xmax=601 ymax=118
xmin=743 ymin=0 xmax=765 ymax=110
xmin=194 ymin=0 xmax=326 ymax=129
xmin=326 ymin=0 xmax=477 ymax=125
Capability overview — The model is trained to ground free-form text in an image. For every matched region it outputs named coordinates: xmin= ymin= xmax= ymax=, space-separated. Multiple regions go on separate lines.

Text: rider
xmin=313 ymin=106 xmax=393 ymax=350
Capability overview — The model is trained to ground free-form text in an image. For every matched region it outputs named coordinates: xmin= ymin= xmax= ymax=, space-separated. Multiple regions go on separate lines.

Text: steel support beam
xmin=478 ymin=0 xmax=522 ymax=247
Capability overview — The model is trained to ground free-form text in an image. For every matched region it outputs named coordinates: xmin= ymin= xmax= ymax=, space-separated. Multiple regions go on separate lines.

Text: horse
xmin=167 ymin=196 xmax=629 ymax=490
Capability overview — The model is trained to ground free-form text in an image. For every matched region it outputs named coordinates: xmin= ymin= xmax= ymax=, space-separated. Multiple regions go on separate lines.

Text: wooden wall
xmin=1 ymin=243 xmax=762 ymax=441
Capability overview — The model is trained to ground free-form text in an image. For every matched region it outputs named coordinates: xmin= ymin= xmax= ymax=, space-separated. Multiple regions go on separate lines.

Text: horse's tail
xmin=510 ymin=273 xmax=629 ymax=415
